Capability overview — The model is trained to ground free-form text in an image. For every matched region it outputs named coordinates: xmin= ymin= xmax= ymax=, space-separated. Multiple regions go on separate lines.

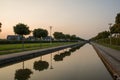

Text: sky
xmin=0 ymin=0 xmax=120 ymax=39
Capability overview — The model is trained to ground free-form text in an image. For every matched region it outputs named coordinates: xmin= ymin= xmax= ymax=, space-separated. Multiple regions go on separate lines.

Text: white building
xmin=7 ymin=35 xmax=22 ymax=40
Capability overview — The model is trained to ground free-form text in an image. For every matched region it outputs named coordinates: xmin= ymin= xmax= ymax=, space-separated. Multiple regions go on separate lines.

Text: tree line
xmin=13 ymin=23 xmax=83 ymax=41
xmin=91 ymin=13 xmax=120 ymax=45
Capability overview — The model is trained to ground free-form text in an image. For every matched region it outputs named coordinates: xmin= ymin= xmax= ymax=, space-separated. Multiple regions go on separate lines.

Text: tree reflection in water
xmin=15 ymin=62 xmax=33 ymax=80
xmin=33 ymin=60 xmax=49 ymax=71
xmin=54 ymin=44 xmax=84 ymax=61
xmin=33 ymin=56 xmax=49 ymax=71
xmin=54 ymin=51 xmax=70 ymax=61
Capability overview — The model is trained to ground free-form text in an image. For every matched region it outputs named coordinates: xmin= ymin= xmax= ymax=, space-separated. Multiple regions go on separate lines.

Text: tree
xmin=115 ymin=13 xmax=120 ymax=24
xmin=53 ymin=32 xmax=65 ymax=40
xmin=13 ymin=23 xmax=30 ymax=49
xmin=97 ymin=31 xmax=110 ymax=39
xmin=41 ymin=29 xmax=48 ymax=38
xmin=33 ymin=28 xmax=48 ymax=39
xmin=91 ymin=31 xmax=110 ymax=41
xmin=64 ymin=34 xmax=71 ymax=40
xmin=110 ymin=24 xmax=120 ymax=36
xmin=101 ymin=31 xmax=110 ymax=38
xmin=70 ymin=35 xmax=76 ymax=40
xmin=110 ymin=13 xmax=120 ymax=38
xmin=14 ymin=23 xmax=30 ymax=36
xmin=110 ymin=13 xmax=120 ymax=45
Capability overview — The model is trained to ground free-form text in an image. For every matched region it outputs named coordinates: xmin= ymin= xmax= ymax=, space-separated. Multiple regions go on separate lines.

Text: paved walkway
xmin=92 ymin=43 xmax=120 ymax=80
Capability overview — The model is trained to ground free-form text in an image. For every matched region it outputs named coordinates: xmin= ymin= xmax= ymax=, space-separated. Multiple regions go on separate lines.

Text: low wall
xmin=92 ymin=43 xmax=119 ymax=80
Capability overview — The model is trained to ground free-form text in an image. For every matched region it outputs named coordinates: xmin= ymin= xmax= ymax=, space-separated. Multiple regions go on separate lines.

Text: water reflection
xmin=54 ymin=51 xmax=70 ymax=61
xmin=33 ymin=56 xmax=49 ymax=71
xmin=0 ymin=44 xmax=113 ymax=80
xmin=54 ymin=44 xmax=84 ymax=62
xmin=50 ymin=53 xmax=54 ymax=69
xmin=15 ymin=62 xmax=33 ymax=80
xmin=14 ymin=45 xmax=84 ymax=80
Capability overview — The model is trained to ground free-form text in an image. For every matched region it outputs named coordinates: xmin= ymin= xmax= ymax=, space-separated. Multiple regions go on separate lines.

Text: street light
xmin=109 ymin=23 xmax=112 ymax=45
xmin=0 ymin=22 xmax=2 ymax=33
xmin=50 ymin=26 xmax=52 ymax=44
xmin=0 ymin=22 xmax=2 ymax=39
xmin=0 ymin=22 xmax=1 ymax=27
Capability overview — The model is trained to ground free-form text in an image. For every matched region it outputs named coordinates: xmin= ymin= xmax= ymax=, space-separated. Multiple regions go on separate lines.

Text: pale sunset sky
xmin=0 ymin=0 xmax=120 ymax=39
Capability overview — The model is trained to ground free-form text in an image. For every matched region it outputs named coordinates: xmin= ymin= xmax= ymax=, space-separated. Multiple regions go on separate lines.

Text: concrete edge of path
xmin=0 ymin=43 xmax=85 ymax=68
xmin=91 ymin=42 xmax=120 ymax=80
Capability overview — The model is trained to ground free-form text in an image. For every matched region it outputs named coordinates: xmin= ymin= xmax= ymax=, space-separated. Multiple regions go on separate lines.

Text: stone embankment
xmin=92 ymin=43 xmax=120 ymax=80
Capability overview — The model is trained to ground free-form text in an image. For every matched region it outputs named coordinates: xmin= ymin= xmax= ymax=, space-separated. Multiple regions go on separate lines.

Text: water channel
xmin=0 ymin=44 xmax=113 ymax=80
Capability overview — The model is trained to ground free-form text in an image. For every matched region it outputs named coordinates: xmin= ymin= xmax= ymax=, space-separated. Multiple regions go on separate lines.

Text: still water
xmin=0 ymin=44 xmax=113 ymax=80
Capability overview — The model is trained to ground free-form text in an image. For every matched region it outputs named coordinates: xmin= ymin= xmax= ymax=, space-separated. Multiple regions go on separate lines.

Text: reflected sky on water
xmin=0 ymin=44 xmax=113 ymax=80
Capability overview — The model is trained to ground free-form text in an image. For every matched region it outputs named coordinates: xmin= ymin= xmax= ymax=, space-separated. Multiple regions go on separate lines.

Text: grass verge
xmin=97 ymin=42 xmax=120 ymax=51
xmin=0 ymin=42 xmax=76 ymax=55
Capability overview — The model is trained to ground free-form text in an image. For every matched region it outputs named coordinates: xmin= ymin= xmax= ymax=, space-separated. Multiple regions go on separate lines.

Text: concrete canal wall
xmin=92 ymin=42 xmax=120 ymax=80
xmin=0 ymin=43 xmax=84 ymax=67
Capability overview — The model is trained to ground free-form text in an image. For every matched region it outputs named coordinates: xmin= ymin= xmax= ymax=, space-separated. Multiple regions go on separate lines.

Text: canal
xmin=0 ymin=44 xmax=113 ymax=80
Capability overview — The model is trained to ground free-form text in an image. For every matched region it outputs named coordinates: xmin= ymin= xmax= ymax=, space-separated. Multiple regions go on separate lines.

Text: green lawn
xmin=0 ymin=42 xmax=76 ymax=55
xmin=98 ymin=42 xmax=120 ymax=51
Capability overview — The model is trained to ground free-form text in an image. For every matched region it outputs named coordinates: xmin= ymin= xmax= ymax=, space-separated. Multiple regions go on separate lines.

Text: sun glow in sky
xmin=0 ymin=0 xmax=120 ymax=39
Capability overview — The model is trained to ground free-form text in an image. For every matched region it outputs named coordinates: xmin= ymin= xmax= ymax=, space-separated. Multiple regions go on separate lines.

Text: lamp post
xmin=50 ymin=26 xmax=52 ymax=44
xmin=109 ymin=23 xmax=112 ymax=45
xmin=0 ymin=22 xmax=2 ymax=33
xmin=0 ymin=22 xmax=2 ymax=39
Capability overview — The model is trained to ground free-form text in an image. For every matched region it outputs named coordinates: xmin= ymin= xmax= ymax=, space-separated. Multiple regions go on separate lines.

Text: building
xmin=26 ymin=36 xmax=53 ymax=41
xmin=27 ymin=36 xmax=36 ymax=41
xmin=7 ymin=35 xmax=22 ymax=40
xmin=42 ymin=36 xmax=53 ymax=41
